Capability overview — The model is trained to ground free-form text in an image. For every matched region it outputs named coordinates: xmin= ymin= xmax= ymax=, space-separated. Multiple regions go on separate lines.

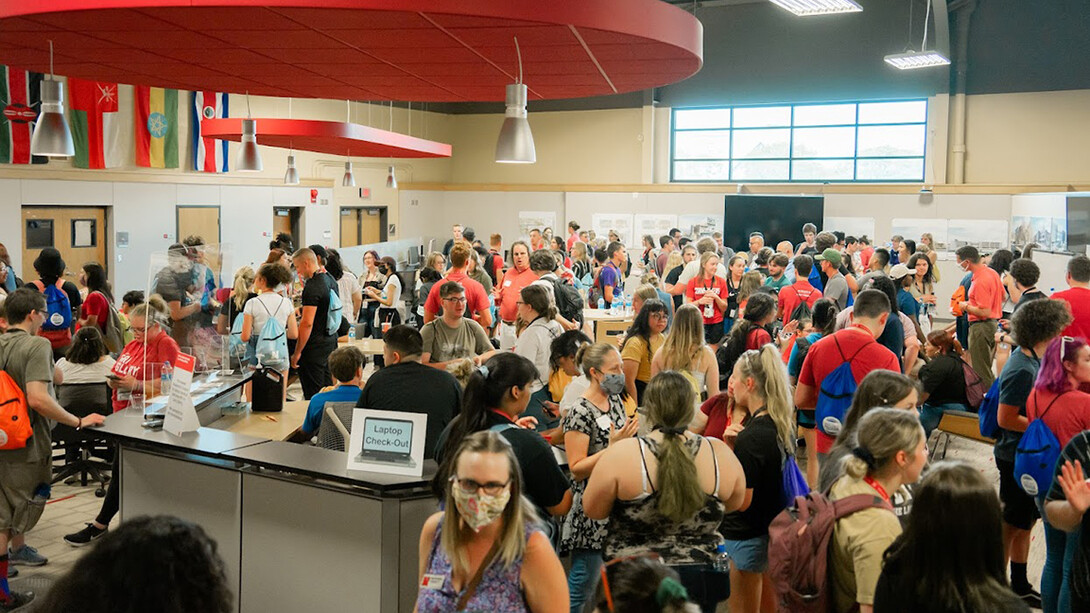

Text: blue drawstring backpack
xmin=978 ymin=379 xmax=1002 ymax=438
xmin=228 ymin=313 xmax=251 ymax=365
xmin=781 ymin=452 xmax=810 ymax=509
xmin=1014 ymin=390 xmax=1067 ymax=497
xmin=816 ymin=337 xmax=869 ymax=438
xmin=327 ymin=287 xmax=343 ymax=335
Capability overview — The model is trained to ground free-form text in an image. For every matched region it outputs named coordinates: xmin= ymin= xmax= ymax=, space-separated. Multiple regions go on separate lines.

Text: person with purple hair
xmin=1025 ymin=334 xmax=1090 ymax=613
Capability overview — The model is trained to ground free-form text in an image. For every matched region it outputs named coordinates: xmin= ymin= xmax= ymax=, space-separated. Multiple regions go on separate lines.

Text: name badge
xmin=421 ymin=574 xmax=445 ymax=590
xmin=596 ymin=414 xmax=614 ymax=431
xmin=504 ymin=280 xmax=512 ymax=287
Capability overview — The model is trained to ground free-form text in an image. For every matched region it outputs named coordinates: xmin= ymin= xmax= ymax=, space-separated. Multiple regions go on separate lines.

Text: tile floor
xmin=8 ymin=421 xmax=1046 ymax=611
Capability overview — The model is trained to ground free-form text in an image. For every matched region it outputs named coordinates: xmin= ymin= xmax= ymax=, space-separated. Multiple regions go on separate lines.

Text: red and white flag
xmin=0 ymin=66 xmax=46 ymax=165
xmin=191 ymin=91 xmax=228 ymax=172
xmin=68 ymin=77 xmax=123 ymax=169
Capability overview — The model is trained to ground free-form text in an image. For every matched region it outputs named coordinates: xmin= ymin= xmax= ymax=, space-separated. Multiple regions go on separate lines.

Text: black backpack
xmin=550 ymin=277 xmax=584 ymax=324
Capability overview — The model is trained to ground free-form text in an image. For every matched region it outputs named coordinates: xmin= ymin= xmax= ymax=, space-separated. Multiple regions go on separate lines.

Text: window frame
xmin=670 ymin=99 xmax=928 ymax=183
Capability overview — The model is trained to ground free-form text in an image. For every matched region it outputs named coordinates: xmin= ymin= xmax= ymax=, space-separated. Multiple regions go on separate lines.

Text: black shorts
xmin=996 ymin=457 xmax=1040 ymax=530
xmin=797 ymin=408 xmax=815 ymax=430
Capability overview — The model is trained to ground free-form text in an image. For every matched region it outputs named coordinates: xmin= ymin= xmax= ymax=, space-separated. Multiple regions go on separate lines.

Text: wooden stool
xmin=930 ymin=409 xmax=995 ymax=462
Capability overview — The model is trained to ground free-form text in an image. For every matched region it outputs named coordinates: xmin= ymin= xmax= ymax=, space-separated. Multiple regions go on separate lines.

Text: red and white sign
xmin=163 ymin=352 xmax=198 ymax=436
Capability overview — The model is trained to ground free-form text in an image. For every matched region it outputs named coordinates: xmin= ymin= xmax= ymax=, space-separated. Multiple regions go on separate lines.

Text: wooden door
xmin=21 ymin=206 xmax=107 ymax=283
xmin=177 ymin=206 xmax=220 ymax=245
xmin=340 ymin=208 xmax=360 ymax=247
xmin=360 ymin=208 xmax=382 ymax=244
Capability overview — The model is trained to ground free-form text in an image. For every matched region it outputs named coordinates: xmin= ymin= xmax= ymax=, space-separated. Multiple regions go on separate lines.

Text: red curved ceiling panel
xmin=200 ymin=117 xmax=452 ymax=157
xmin=0 ymin=0 xmax=703 ymax=102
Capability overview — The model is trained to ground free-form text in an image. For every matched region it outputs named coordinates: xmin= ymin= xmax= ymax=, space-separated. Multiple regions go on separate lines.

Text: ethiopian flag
xmin=134 ymin=85 xmax=178 ymax=168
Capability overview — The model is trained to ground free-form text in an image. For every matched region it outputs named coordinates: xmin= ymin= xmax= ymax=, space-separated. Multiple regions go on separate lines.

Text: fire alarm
xmin=359 ymin=188 xmax=371 ymax=199
xmin=310 ymin=189 xmax=318 ymax=204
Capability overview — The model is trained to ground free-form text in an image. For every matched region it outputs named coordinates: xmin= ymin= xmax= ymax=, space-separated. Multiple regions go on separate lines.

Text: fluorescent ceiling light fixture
xmin=284 ymin=154 xmax=299 ymax=185
xmin=884 ymin=50 xmax=950 ymax=70
xmin=342 ymin=161 xmax=356 ymax=187
xmin=768 ymin=0 xmax=862 ymax=16
xmin=237 ymin=118 xmax=262 ymax=171
xmin=385 ymin=165 xmax=397 ymax=189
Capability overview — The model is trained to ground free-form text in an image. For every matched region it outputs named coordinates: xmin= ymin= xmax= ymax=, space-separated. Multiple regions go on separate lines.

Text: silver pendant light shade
xmin=385 ymin=165 xmax=397 ymax=189
xmin=30 ymin=79 xmax=74 ymax=157
xmin=342 ymin=161 xmax=356 ymax=187
xmin=237 ymin=118 xmax=262 ymax=172
xmin=495 ymin=83 xmax=536 ymax=164
xmin=284 ymin=154 xmax=300 ymax=185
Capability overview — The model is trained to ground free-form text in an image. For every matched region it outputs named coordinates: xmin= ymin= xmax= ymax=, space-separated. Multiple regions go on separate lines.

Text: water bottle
xmin=713 ymin=543 xmax=730 ymax=573
xmin=597 ymin=296 xmax=605 ymax=311
xmin=160 ymin=361 xmax=173 ymax=395
xmin=348 ymin=325 xmax=356 ymax=342
xmin=624 ymin=294 xmax=633 ymax=316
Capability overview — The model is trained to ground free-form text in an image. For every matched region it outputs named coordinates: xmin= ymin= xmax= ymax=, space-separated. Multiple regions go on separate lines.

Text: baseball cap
xmin=814 ymin=248 xmax=842 ymax=268
xmin=889 ymin=264 xmax=912 ymax=280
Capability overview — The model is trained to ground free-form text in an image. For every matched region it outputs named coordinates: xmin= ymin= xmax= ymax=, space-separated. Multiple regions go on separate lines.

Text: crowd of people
xmin=1 ymin=216 xmax=1090 ymax=613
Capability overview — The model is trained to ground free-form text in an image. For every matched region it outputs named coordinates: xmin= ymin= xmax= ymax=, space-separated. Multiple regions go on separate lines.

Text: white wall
xmin=399 ymin=190 xmax=565 ymax=255
xmin=0 ymin=178 xmax=333 ymax=299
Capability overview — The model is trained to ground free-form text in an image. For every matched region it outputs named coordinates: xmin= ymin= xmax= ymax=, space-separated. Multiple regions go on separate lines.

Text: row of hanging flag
xmin=0 ymin=65 xmax=230 ymax=171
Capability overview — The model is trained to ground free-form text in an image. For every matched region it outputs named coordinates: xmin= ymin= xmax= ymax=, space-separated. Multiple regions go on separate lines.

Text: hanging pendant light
xmin=495 ymin=37 xmax=536 ymax=164
xmin=342 ymin=161 xmax=356 ymax=187
xmin=30 ymin=41 xmax=74 ymax=157
xmin=284 ymin=154 xmax=299 ymax=185
xmin=236 ymin=94 xmax=262 ymax=171
xmin=385 ymin=165 xmax=397 ymax=189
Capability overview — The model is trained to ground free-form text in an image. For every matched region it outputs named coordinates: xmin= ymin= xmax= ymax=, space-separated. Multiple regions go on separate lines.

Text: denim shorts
xmin=723 ymin=534 xmax=769 ymax=573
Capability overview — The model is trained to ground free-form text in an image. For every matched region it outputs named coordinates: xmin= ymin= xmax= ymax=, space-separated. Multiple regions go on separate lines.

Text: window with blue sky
xmin=671 ymin=100 xmax=928 ymax=183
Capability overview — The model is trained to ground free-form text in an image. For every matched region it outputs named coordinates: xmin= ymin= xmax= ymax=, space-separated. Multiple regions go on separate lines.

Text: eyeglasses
xmin=599 ymin=553 xmax=663 ymax=611
xmin=649 ymin=313 xmax=668 ymax=321
xmin=1061 ymin=336 xmax=1076 ymax=361
xmin=442 ymin=296 xmax=467 ymax=304
xmin=449 ymin=476 xmax=511 ymax=496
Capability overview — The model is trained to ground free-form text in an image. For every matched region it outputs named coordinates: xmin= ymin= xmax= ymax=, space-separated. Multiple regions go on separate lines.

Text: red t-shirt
xmin=1027 ymin=387 xmax=1090 ymax=447
xmin=80 ymin=290 xmax=111 ymax=333
xmin=424 ymin=269 xmax=490 ymax=321
xmin=746 ymin=326 xmax=772 ymax=351
xmin=967 ymin=266 xmax=1004 ymax=321
xmin=111 ymin=332 xmax=181 ymax=411
xmin=778 ymin=280 xmax=822 ymax=324
xmin=1052 ymin=288 xmax=1090 ymax=340
xmin=685 ymin=275 xmax=728 ymax=325
xmin=798 ymin=327 xmax=900 ymax=453
xmin=497 ymin=266 xmax=538 ymax=323
xmin=700 ymin=393 xmax=732 ymax=441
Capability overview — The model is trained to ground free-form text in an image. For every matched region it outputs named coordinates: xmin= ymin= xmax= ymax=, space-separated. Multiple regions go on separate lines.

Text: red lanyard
xmin=863 ymin=476 xmax=891 ymax=503
xmin=489 ymin=409 xmax=513 ymax=424
xmin=849 ymin=323 xmax=873 ymax=336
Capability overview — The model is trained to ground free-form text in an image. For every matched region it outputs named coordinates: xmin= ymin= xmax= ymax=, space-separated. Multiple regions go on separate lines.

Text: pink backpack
xmin=768 ymin=491 xmax=892 ymax=613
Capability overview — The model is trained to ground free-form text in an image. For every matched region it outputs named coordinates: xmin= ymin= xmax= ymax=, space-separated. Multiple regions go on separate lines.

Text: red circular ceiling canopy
xmin=200 ymin=118 xmax=452 ymax=158
xmin=0 ymin=1 xmax=703 ymax=102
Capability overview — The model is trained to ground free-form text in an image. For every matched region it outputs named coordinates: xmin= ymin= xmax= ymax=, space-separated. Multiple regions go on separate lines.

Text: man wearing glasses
xmin=421 ymin=281 xmax=495 ymax=370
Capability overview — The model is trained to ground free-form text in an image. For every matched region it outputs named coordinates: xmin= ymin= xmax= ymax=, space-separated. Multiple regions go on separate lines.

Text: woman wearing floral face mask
xmin=562 ymin=342 xmax=639 ymax=613
xmin=415 ymin=431 xmax=568 ymax=613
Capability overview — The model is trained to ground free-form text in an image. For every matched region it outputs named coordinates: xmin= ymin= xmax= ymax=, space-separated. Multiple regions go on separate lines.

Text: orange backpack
xmin=950 ymin=285 xmax=967 ymax=317
xmin=0 ymin=348 xmax=32 ymax=450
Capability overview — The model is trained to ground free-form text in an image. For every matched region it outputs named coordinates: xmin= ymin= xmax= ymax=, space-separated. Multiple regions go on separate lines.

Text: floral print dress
xmin=560 ymin=394 xmax=627 ymax=552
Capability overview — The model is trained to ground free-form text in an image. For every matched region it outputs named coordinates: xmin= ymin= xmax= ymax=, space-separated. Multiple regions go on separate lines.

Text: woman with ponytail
xmin=828 ymin=408 xmax=927 ymax=613
xmin=719 ymin=345 xmax=797 ymax=613
xmin=583 ymin=371 xmax=745 ymax=613
xmin=433 ymin=353 xmax=572 ymax=525
xmin=587 ymin=555 xmax=705 ymax=613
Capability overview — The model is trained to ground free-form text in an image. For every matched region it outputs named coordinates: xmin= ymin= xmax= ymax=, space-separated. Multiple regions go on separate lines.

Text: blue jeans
xmin=919 ymin=402 xmax=970 ymax=440
xmin=568 ymin=549 xmax=604 ymax=613
xmin=1039 ymin=498 xmax=1081 ymax=613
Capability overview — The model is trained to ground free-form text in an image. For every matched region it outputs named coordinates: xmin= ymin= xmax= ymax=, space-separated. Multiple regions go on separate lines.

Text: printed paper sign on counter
xmin=163 ymin=353 xmax=199 ymax=436
xmin=347 ymin=408 xmax=427 ymax=477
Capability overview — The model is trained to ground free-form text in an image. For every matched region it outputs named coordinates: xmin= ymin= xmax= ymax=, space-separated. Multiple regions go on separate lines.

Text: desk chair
xmin=595 ymin=320 xmax=630 ymax=345
xmin=315 ymin=402 xmax=357 ymax=452
xmin=52 ymin=382 xmax=112 ymax=496
xmin=929 ymin=409 xmax=996 ymax=462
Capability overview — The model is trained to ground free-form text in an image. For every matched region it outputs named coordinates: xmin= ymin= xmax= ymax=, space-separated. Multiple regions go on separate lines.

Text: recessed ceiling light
xmin=768 ymin=0 xmax=862 ymax=17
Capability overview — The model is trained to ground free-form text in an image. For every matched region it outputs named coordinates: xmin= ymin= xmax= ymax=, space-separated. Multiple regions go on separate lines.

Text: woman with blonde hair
xmin=571 ymin=241 xmax=592 ymax=285
xmin=684 ymin=251 xmax=728 ymax=344
xmin=651 ymin=304 xmax=720 ymax=400
xmin=563 ymin=342 xmax=639 ymax=612
xmin=415 ymin=431 xmax=568 ymax=612
xmin=662 ymin=249 xmax=687 ymax=309
xmin=216 ymin=266 xmax=255 ymax=335
xmin=735 ymin=271 xmax=764 ymax=315
xmin=584 ymin=371 xmax=746 ymax=612
xmin=720 ymin=346 xmax=798 ymax=613
xmin=827 ymin=408 xmax=928 ymax=613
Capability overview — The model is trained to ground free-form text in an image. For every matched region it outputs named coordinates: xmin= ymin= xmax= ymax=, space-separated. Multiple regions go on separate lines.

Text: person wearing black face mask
xmin=364 ymin=256 xmax=402 ymax=369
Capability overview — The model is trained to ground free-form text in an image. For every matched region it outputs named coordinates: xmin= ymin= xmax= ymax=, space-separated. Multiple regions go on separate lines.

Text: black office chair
xmin=52 ymin=382 xmax=112 ymax=497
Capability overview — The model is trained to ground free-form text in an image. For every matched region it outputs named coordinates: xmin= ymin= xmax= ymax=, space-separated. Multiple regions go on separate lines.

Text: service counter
xmin=100 ymin=374 xmax=437 ymax=613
